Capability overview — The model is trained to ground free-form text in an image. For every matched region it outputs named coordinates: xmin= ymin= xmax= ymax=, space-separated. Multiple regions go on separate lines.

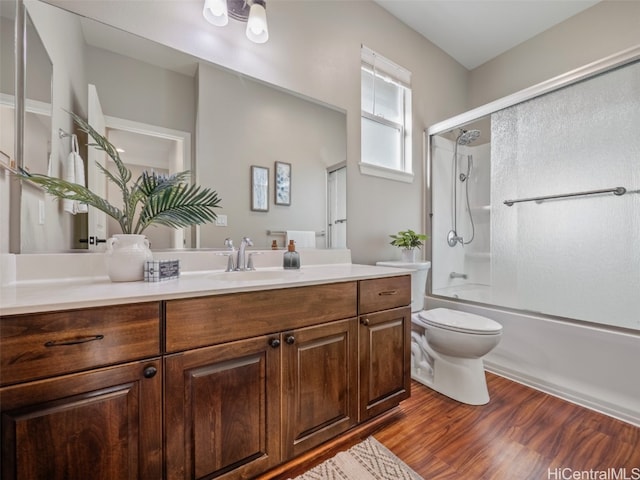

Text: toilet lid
xmin=417 ymin=308 xmax=502 ymax=335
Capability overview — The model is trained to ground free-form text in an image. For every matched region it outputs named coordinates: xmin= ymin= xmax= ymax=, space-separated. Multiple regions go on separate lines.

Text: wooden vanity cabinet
xmin=164 ymin=317 xmax=359 ymax=480
xmin=358 ymin=276 xmax=412 ymax=420
xmin=165 ymin=334 xmax=281 ymax=480
xmin=163 ymin=283 xmax=360 ymax=480
xmin=0 ymin=303 xmax=162 ymax=480
xmin=0 ymin=274 xmax=410 ymax=480
xmin=282 ymin=317 xmax=359 ymax=459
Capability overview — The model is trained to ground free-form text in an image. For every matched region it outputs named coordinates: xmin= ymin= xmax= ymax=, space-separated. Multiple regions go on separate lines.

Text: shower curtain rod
xmin=504 ymin=186 xmax=627 ymax=206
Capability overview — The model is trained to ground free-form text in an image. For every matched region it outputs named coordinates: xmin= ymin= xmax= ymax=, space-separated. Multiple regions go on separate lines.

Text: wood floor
xmin=265 ymin=373 xmax=640 ymax=479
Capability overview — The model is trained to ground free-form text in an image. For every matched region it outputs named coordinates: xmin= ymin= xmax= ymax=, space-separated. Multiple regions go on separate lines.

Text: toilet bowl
xmin=376 ymin=260 xmax=502 ymax=405
xmin=412 ymin=308 xmax=502 ymax=405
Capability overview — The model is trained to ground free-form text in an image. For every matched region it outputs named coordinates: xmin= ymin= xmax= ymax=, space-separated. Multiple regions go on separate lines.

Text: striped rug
xmin=289 ymin=437 xmax=423 ymax=480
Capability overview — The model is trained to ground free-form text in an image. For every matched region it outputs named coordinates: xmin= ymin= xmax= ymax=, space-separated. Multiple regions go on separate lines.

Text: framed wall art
xmin=274 ymin=161 xmax=291 ymax=206
xmin=251 ymin=165 xmax=269 ymax=211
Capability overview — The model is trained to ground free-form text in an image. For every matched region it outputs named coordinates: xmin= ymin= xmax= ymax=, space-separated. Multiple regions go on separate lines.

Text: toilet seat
xmin=416 ymin=308 xmax=502 ymax=335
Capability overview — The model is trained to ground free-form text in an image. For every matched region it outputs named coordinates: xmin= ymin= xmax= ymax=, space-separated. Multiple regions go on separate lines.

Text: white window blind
xmin=360 ymin=46 xmax=413 ymax=182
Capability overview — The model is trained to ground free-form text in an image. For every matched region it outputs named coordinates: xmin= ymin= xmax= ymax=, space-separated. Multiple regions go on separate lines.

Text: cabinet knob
xmin=143 ymin=366 xmax=157 ymax=379
xmin=269 ymin=338 xmax=281 ymax=348
xmin=285 ymin=335 xmax=295 ymax=345
xmin=361 ymin=318 xmax=370 ymax=326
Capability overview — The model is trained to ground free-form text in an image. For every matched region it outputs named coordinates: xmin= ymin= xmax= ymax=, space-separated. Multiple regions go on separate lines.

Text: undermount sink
xmin=208 ymin=269 xmax=303 ymax=283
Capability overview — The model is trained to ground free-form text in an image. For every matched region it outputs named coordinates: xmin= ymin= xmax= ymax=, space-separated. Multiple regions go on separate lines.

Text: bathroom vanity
xmin=0 ymin=263 xmax=411 ymax=480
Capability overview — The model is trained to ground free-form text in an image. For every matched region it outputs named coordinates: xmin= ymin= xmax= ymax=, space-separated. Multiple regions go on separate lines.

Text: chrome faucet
xmin=236 ymin=237 xmax=253 ymax=271
xmin=219 ymin=238 xmax=236 ymax=271
xmin=449 ymin=272 xmax=468 ymax=279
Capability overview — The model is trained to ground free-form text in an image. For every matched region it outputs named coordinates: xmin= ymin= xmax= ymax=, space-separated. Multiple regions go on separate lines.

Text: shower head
xmin=456 ymin=129 xmax=481 ymax=146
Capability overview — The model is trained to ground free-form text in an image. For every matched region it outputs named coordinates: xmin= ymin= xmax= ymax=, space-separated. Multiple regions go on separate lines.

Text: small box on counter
xmin=144 ymin=259 xmax=180 ymax=282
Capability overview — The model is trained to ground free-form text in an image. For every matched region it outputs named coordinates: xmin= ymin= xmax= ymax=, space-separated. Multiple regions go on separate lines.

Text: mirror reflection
xmin=18 ymin=0 xmax=346 ymax=252
xmin=0 ymin=2 xmax=16 ymax=164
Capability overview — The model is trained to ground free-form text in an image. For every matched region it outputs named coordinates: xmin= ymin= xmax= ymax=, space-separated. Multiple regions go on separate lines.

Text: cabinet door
xmin=0 ymin=358 xmax=162 ymax=480
xmin=359 ymin=306 xmax=411 ymax=420
xmin=282 ymin=318 xmax=358 ymax=458
xmin=165 ymin=335 xmax=281 ymax=480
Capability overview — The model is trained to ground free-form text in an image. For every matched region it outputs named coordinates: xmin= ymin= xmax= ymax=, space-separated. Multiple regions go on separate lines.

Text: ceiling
xmin=372 ymin=0 xmax=601 ymax=70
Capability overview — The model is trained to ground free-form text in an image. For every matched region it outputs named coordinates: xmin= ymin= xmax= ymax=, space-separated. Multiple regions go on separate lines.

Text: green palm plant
xmin=18 ymin=113 xmax=221 ymax=234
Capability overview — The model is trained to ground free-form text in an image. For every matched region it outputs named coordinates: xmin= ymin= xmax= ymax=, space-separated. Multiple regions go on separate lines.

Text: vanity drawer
xmin=358 ymin=275 xmax=411 ymax=314
xmin=0 ymin=302 xmax=161 ymax=386
xmin=165 ymin=282 xmax=358 ymax=352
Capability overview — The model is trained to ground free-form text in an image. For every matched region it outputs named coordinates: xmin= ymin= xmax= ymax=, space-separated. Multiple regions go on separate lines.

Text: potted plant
xmin=18 ymin=113 xmax=221 ymax=281
xmin=389 ymin=229 xmax=428 ymax=262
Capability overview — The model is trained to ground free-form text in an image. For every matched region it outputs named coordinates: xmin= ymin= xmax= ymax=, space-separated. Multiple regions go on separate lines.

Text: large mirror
xmin=14 ymin=0 xmax=347 ymax=253
xmin=1 ymin=2 xmax=53 ymax=253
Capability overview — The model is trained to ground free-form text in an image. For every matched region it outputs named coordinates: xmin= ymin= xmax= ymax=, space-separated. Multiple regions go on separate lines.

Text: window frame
xmin=360 ymin=46 xmax=413 ymax=183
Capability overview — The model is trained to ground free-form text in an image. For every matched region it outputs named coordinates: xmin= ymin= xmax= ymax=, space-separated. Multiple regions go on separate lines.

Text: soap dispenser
xmin=283 ymin=240 xmax=300 ymax=269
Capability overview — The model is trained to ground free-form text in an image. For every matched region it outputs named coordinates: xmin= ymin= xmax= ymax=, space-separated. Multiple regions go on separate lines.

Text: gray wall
xmin=468 ymin=1 xmax=640 ymax=107
xmin=197 ymin=62 xmax=346 ymax=249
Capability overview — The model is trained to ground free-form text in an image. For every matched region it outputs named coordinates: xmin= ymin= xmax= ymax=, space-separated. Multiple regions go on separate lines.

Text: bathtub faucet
xmin=450 ymin=272 xmax=468 ymax=279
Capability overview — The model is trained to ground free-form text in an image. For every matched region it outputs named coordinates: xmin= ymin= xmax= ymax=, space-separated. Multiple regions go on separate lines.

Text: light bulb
xmin=203 ymin=0 xmax=228 ymax=27
xmin=246 ymin=2 xmax=268 ymax=44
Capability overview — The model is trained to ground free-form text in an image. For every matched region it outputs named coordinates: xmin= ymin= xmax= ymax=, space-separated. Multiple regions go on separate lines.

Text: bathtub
xmin=426 ymin=291 xmax=640 ymax=426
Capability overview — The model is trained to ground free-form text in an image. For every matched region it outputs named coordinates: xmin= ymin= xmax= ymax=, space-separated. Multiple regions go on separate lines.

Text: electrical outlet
xmin=215 ymin=214 xmax=227 ymax=227
xmin=38 ymin=200 xmax=45 ymax=225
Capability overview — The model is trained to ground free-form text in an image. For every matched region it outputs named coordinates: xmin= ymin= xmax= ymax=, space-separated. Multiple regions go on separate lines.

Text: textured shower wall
xmin=491 ymin=61 xmax=640 ymax=330
xmin=431 ymin=136 xmax=491 ymax=293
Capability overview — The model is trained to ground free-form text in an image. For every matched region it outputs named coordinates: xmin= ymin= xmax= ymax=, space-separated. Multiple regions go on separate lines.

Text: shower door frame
xmin=424 ymin=44 xmax=640 ymax=329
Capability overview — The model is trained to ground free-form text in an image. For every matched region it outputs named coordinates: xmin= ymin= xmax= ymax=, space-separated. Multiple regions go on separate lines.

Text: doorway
xmin=327 ymin=164 xmax=346 ymax=248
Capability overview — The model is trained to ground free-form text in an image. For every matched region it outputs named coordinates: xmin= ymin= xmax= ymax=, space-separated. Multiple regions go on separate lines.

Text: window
xmin=360 ymin=46 xmax=412 ymax=182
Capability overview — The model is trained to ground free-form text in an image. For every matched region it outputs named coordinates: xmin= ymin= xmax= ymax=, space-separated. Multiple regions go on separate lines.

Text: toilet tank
xmin=376 ymin=261 xmax=431 ymax=312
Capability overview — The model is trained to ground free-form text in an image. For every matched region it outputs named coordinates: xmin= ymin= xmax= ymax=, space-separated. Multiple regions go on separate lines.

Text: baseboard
xmin=484 ymin=361 xmax=640 ymax=428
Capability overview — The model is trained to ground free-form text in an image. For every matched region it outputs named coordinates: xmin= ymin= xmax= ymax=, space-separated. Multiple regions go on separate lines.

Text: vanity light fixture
xmin=203 ymin=0 xmax=269 ymax=44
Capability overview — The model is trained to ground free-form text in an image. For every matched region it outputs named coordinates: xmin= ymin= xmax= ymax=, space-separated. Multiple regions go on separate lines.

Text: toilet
xmin=376 ymin=260 xmax=502 ymax=405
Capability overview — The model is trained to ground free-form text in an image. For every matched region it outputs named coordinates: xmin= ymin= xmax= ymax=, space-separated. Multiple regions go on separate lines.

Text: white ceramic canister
xmin=105 ymin=234 xmax=153 ymax=282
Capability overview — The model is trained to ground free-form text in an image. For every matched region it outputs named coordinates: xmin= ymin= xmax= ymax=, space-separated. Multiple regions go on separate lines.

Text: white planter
xmin=401 ymin=249 xmax=417 ymax=263
xmin=105 ymin=234 xmax=153 ymax=282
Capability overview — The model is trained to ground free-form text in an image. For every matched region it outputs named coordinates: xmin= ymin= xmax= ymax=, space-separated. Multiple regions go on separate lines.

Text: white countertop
xmin=0 ymin=264 xmax=413 ymax=316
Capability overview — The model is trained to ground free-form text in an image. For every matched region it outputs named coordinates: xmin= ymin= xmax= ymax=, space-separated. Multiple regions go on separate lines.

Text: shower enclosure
xmin=428 ymin=49 xmax=640 ymax=332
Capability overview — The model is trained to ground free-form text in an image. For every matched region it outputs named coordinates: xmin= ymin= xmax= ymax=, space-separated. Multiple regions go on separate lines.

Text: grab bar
xmin=504 ymin=186 xmax=626 ymax=206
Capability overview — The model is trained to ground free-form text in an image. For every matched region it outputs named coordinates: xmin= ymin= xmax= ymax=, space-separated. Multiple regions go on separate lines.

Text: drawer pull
xmin=378 ymin=290 xmax=398 ymax=296
xmin=143 ymin=366 xmax=158 ymax=379
xmin=44 ymin=334 xmax=105 ymax=347
xmin=361 ymin=318 xmax=370 ymax=326
xmin=285 ymin=335 xmax=295 ymax=345
xmin=269 ymin=338 xmax=281 ymax=349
